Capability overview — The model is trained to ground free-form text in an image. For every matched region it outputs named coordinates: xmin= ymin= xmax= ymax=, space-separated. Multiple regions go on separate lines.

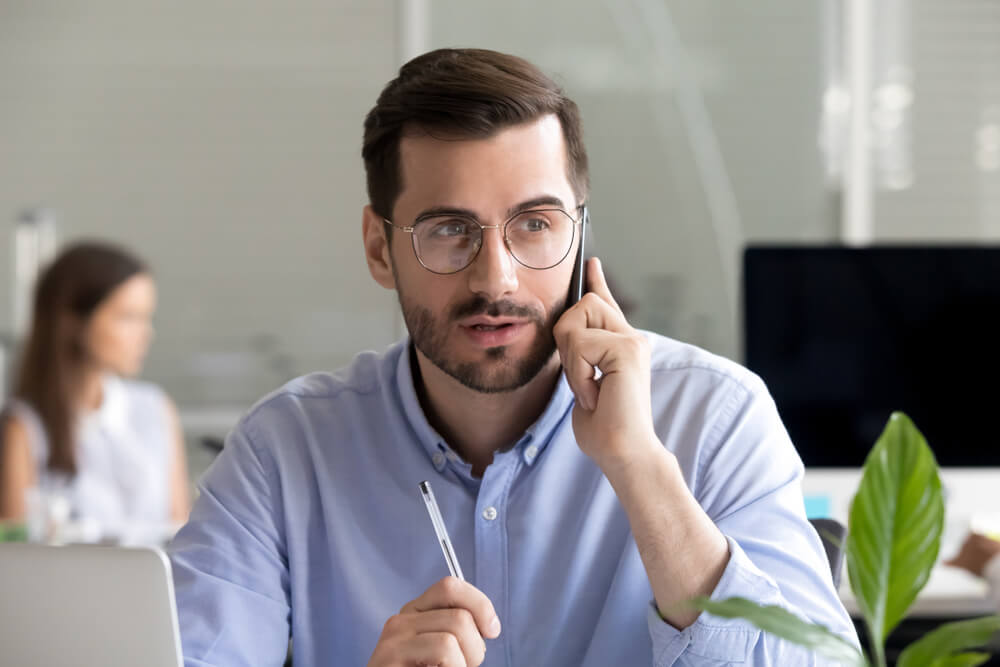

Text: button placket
xmin=474 ymin=451 xmax=521 ymax=666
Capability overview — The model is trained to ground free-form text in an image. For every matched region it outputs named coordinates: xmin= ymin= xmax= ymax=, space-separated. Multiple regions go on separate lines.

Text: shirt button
xmin=482 ymin=506 xmax=498 ymax=521
xmin=432 ymin=452 xmax=445 ymax=467
xmin=525 ymin=444 xmax=539 ymax=460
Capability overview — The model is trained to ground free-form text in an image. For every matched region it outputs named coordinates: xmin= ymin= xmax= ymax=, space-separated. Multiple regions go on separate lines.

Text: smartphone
xmin=567 ymin=207 xmax=589 ymax=308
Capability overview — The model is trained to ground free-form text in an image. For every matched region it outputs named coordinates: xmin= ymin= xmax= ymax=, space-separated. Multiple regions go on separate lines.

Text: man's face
xmin=388 ymin=114 xmax=580 ymax=393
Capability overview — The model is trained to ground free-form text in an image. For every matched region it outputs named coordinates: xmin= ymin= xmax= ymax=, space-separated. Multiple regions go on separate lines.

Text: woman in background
xmin=0 ymin=241 xmax=189 ymax=539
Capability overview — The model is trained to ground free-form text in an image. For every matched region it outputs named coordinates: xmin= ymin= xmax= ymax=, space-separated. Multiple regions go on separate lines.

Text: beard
xmin=397 ymin=286 xmax=564 ymax=394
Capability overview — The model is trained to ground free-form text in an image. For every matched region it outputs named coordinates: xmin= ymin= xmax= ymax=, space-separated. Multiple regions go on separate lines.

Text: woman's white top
xmin=4 ymin=375 xmax=174 ymax=542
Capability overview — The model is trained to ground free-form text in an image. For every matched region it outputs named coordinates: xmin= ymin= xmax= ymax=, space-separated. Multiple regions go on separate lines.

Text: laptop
xmin=0 ymin=543 xmax=183 ymax=667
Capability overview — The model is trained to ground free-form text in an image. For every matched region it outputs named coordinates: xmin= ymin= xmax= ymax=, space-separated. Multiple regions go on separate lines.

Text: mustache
xmin=450 ymin=296 xmax=543 ymax=322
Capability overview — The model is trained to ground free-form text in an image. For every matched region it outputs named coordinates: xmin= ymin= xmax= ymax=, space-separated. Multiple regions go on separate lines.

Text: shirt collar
xmin=395 ymin=343 xmax=452 ymax=473
xmin=394 ymin=339 xmax=575 ymax=472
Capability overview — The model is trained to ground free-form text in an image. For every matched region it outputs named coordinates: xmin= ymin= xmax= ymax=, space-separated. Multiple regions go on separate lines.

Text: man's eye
xmin=512 ymin=216 xmax=551 ymax=233
xmin=425 ymin=219 xmax=472 ymax=239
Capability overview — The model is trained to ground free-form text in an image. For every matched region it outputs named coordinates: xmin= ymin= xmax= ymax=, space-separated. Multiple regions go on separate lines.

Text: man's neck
xmin=411 ymin=347 xmax=562 ymax=477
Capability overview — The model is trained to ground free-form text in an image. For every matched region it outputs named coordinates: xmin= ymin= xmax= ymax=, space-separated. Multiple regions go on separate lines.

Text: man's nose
xmin=466 ymin=227 xmax=518 ymax=300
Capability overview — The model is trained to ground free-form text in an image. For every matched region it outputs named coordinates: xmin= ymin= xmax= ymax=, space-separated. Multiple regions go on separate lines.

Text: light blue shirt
xmin=169 ymin=334 xmax=858 ymax=666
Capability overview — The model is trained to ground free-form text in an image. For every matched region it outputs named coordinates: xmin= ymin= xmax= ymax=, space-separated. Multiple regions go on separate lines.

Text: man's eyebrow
xmin=506 ymin=196 xmax=566 ymax=218
xmin=413 ymin=195 xmax=568 ymax=223
xmin=413 ymin=206 xmax=479 ymax=221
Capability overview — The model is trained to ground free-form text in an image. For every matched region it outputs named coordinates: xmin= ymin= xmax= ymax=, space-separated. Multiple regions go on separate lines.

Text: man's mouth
xmin=457 ymin=317 xmax=530 ymax=347
xmin=470 ymin=323 xmax=513 ymax=331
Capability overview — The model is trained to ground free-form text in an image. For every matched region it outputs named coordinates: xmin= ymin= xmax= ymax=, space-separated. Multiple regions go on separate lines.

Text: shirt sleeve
xmin=646 ymin=375 xmax=860 ymax=666
xmin=167 ymin=418 xmax=291 ymax=666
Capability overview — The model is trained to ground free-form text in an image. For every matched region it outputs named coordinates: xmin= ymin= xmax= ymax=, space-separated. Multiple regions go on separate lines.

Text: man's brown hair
xmin=362 ymin=48 xmax=589 ymax=222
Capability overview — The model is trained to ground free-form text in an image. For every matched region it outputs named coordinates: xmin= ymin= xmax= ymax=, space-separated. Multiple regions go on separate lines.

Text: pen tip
xmin=419 ymin=480 xmax=430 ymax=493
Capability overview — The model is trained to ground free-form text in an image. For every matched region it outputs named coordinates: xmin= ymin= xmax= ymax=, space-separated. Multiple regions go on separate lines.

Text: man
xmin=169 ymin=48 xmax=857 ymax=665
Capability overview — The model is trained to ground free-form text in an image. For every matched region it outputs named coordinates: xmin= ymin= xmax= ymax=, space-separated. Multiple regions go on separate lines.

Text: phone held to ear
xmin=567 ymin=207 xmax=589 ymax=308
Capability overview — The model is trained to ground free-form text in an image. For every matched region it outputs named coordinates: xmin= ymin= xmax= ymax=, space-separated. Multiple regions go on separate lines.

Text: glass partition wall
xmin=1 ymin=0 xmax=997 ymax=421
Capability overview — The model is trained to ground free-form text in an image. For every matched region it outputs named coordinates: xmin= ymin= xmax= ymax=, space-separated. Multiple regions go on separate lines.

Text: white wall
xmin=873 ymin=0 xmax=1000 ymax=239
xmin=0 ymin=1 xmax=401 ymax=407
xmin=1 ymin=0 xmax=998 ymax=416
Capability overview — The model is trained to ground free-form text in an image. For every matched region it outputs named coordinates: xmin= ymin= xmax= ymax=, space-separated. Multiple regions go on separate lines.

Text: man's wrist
xmin=599 ymin=432 xmax=676 ymax=495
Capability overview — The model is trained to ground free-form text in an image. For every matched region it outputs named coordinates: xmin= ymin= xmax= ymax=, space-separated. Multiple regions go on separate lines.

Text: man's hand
xmin=367 ymin=576 xmax=501 ymax=667
xmin=554 ymin=257 xmax=730 ymax=629
xmin=945 ymin=533 xmax=1000 ymax=577
xmin=553 ymin=257 xmax=659 ymax=472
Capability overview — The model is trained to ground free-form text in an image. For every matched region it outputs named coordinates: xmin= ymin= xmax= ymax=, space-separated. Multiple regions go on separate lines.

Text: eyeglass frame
xmin=382 ymin=204 xmax=588 ymax=275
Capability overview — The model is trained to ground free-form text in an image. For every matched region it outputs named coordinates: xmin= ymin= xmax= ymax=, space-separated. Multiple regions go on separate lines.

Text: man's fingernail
xmin=489 ymin=616 xmax=502 ymax=637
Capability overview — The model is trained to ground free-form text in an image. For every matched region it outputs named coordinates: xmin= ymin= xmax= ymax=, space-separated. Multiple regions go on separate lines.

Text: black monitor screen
xmin=743 ymin=246 xmax=1000 ymax=467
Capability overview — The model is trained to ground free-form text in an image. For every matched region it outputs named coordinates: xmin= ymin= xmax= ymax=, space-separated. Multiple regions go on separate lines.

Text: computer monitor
xmin=743 ymin=245 xmax=1000 ymax=467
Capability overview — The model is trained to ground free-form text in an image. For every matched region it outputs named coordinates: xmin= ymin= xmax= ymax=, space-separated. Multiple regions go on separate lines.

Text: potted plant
xmin=693 ymin=412 xmax=1000 ymax=666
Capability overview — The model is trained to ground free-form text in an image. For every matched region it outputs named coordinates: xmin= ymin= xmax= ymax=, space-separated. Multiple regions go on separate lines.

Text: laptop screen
xmin=0 ymin=544 xmax=183 ymax=667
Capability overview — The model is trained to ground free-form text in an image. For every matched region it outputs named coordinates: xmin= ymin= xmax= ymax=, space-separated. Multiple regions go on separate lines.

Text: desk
xmin=803 ymin=468 xmax=1000 ymax=617
xmin=839 ymin=565 xmax=993 ymax=617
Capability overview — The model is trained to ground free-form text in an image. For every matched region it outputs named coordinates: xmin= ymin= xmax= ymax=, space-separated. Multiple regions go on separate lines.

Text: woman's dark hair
xmin=362 ymin=48 xmax=590 ymax=222
xmin=13 ymin=241 xmax=148 ymax=475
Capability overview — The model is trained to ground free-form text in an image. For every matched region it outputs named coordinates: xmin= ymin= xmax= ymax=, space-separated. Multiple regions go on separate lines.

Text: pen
xmin=419 ymin=480 xmax=465 ymax=581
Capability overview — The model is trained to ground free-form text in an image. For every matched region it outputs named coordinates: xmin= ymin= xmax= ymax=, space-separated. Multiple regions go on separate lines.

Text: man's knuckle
xmin=443 ymin=607 xmax=468 ymax=627
xmin=626 ymin=333 xmax=648 ymax=355
xmin=439 ymin=575 xmax=463 ymax=598
xmin=382 ymin=613 xmax=405 ymax=635
xmin=435 ymin=632 xmax=461 ymax=654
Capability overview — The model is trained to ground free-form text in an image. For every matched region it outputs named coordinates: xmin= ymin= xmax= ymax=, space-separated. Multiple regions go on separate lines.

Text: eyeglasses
xmin=383 ymin=206 xmax=586 ymax=275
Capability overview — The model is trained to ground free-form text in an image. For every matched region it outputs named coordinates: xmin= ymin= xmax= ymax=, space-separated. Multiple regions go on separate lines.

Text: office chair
xmin=200 ymin=436 xmax=225 ymax=454
xmin=809 ymin=518 xmax=847 ymax=588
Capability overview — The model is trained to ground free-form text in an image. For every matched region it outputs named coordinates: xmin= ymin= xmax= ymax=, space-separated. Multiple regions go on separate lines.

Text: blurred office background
xmin=1 ymin=0 xmax=999 ymax=476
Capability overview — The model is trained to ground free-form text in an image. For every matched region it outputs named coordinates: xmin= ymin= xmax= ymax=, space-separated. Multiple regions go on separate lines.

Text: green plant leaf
xmin=896 ymin=616 xmax=1000 ymax=667
xmin=847 ymin=411 xmax=944 ymax=660
xmin=690 ymin=596 xmax=867 ymax=666
xmin=929 ymin=653 xmax=991 ymax=667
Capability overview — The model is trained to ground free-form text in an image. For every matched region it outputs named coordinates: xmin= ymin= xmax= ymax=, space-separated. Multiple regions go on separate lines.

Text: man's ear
xmin=362 ymin=205 xmax=396 ymax=290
